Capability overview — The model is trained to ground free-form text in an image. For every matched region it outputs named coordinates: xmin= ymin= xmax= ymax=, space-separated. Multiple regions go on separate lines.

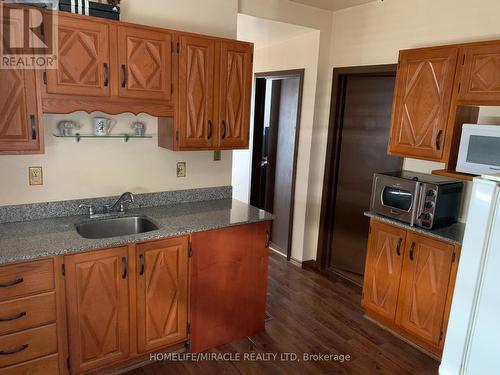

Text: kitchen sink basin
xmin=76 ymin=216 xmax=160 ymax=239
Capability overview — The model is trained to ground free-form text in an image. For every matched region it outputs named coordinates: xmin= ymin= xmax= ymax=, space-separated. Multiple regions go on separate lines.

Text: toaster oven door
xmin=371 ymin=175 xmax=419 ymax=225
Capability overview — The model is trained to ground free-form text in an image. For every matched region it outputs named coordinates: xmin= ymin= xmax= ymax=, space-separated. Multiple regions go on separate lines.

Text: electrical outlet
xmin=213 ymin=150 xmax=221 ymax=161
xmin=176 ymin=162 xmax=186 ymax=177
xmin=29 ymin=166 xmax=43 ymax=186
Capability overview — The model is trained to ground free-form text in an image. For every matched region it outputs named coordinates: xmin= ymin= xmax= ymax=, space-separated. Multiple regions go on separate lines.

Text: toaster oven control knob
xmin=422 ymin=213 xmax=433 ymax=222
xmin=424 ymin=201 xmax=435 ymax=209
xmin=426 ymin=189 xmax=437 ymax=198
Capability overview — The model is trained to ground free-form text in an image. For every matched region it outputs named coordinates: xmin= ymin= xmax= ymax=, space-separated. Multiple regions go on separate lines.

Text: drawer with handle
xmin=0 ymin=324 xmax=57 ymax=368
xmin=0 ymin=259 xmax=54 ymax=301
xmin=0 ymin=292 xmax=56 ymax=335
xmin=0 ymin=353 xmax=58 ymax=375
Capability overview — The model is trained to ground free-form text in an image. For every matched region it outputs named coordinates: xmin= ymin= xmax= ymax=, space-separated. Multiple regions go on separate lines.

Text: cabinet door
xmin=136 ymin=237 xmax=189 ymax=353
xmin=362 ymin=220 xmax=406 ymax=321
xmin=0 ymin=69 xmax=42 ymax=154
xmin=65 ymin=247 xmax=129 ymax=373
xmin=178 ymin=35 xmax=215 ymax=149
xmin=46 ymin=15 xmax=110 ymax=97
xmin=190 ymin=221 xmax=270 ymax=352
xmin=459 ymin=43 xmax=500 ymax=102
xmin=218 ymin=41 xmax=253 ymax=149
xmin=388 ymin=47 xmax=459 ymax=160
xmin=395 ymin=233 xmax=455 ymax=347
xmin=117 ymin=26 xmax=172 ymax=101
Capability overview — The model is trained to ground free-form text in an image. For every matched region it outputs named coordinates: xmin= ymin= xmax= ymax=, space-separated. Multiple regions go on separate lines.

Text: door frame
xmin=316 ymin=64 xmax=398 ymax=271
xmin=250 ymin=69 xmax=304 ymax=261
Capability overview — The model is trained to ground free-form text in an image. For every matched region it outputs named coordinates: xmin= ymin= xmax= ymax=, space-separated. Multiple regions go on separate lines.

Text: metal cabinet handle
xmin=221 ymin=120 xmax=227 ymax=139
xmin=121 ymin=257 xmax=127 ymax=279
xmin=265 ymin=230 xmax=270 ymax=248
xmin=208 ymin=120 xmax=212 ymax=140
xmin=0 ymin=344 xmax=29 ymax=355
xmin=0 ymin=278 xmax=24 ymax=288
xmin=103 ymin=63 xmax=109 ymax=87
xmin=436 ymin=130 xmax=443 ymax=150
xmin=139 ymin=254 xmax=145 ymax=276
xmin=121 ymin=64 xmax=127 ymax=88
xmin=30 ymin=115 xmax=36 ymax=140
xmin=0 ymin=311 xmax=26 ymax=322
xmin=409 ymin=242 xmax=415 ymax=261
xmin=396 ymin=238 xmax=402 ymax=257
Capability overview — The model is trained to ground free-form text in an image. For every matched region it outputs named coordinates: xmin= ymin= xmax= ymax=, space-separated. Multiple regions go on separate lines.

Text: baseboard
xmin=301 ymin=260 xmax=317 ymax=270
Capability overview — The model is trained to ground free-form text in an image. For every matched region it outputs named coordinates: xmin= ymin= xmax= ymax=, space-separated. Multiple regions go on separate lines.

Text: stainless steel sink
xmin=76 ymin=216 xmax=160 ymax=239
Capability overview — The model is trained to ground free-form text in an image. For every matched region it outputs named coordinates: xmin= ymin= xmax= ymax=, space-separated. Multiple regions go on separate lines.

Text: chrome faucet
xmin=105 ymin=192 xmax=135 ymax=214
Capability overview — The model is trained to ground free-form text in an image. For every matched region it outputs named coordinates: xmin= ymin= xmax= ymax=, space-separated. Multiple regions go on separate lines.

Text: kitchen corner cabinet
xmin=362 ymin=218 xmax=460 ymax=355
xmin=388 ymin=46 xmax=459 ymax=161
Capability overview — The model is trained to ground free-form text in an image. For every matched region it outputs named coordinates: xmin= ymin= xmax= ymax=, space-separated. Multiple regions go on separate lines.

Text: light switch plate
xmin=213 ymin=150 xmax=221 ymax=161
xmin=29 ymin=166 xmax=43 ymax=186
xmin=176 ymin=162 xmax=186 ymax=177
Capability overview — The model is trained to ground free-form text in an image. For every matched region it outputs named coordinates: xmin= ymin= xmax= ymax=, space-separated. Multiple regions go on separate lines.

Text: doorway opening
xmin=250 ymin=69 xmax=304 ymax=261
xmin=317 ymin=65 xmax=403 ymax=286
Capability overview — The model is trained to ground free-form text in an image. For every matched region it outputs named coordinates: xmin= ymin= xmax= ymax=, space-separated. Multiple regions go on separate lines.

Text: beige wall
xmin=0 ymin=0 xmax=237 ymax=206
xmin=300 ymin=0 xmax=500 ymax=261
xmin=233 ymin=14 xmax=320 ymax=262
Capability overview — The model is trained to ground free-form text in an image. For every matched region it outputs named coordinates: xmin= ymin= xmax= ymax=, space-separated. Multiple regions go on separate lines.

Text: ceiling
xmin=289 ymin=0 xmax=377 ymax=12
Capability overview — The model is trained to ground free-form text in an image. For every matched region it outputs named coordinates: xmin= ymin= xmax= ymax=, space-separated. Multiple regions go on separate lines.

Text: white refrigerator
xmin=440 ymin=174 xmax=500 ymax=375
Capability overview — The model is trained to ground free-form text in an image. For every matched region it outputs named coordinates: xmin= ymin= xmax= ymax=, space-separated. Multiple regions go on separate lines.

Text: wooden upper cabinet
xmin=0 ymin=69 xmax=43 ymax=154
xmin=178 ymin=35 xmax=215 ymax=149
xmin=218 ymin=41 xmax=252 ymax=149
xmin=46 ymin=15 xmax=110 ymax=97
xmin=117 ymin=26 xmax=172 ymax=101
xmin=136 ymin=237 xmax=189 ymax=353
xmin=459 ymin=43 xmax=500 ymax=103
xmin=395 ymin=232 xmax=454 ymax=347
xmin=64 ymin=247 xmax=130 ymax=374
xmin=388 ymin=47 xmax=459 ymax=161
xmin=362 ymin=220 xmax=406 ymax=321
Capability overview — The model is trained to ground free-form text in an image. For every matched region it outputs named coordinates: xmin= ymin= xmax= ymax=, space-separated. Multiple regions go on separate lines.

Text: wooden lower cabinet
xmin=136 ymin=237 xmax=189 ymax=353
xmin=190 ymin=221 xmax=271 ymax=352
xmin=362 ymin=218 xmax=460 ymax=355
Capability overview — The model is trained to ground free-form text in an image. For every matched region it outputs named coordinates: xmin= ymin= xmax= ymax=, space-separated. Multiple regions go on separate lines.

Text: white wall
xmin=233 ymin=14 xmax=320 ymax=261
xmin=299 ymin=0 xmax=500 ymax=261
xmin=0 ymin=0 xmax=237 ymax=206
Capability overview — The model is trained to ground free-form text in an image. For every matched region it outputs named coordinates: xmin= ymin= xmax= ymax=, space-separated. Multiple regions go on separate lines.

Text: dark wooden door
xmin=362 ymin=220 xmax=406 ymax=321
xmin=395 ymin=232 xmax=455 ymax=347
xmin=388 ymin=47 xmax=459 ymax=160
xmin=218 ymin=41 xmax=252 ymax=149
xmin=190 ymin=221 xmax=270 ymax=352
xmin=65 ymin=247 xmax=129 ymax=373
xmin=330 ymin=75 xmax=402 ymax=275
xmin=459 ymin=43 xmax=500 ymax=102
xmin=136 ymin=237 xmax=189 ymax=353
xmin=178 ymin=35 xmax=215 ymax=149
xmin=117 ymin=26 xmax=172 ymax=101
xmin=46 ymin=15 xmax=110 ymax=97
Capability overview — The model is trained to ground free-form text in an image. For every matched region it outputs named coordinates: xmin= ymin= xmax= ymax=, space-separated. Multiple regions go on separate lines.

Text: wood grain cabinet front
xmin=388 ymin=46 xmax=459 ymax=161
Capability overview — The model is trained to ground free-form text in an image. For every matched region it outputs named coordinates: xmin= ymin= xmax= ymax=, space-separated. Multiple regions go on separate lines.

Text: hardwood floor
xmin=125 ymin=253 xmax=439 ymax=375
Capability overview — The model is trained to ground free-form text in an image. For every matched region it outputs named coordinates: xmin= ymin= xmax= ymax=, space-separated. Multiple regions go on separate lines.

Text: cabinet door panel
xmin=362 ymin=220 xmax=406 ymax=321
xmin=136 ymin=237 xmax=189 ymax=353
xmin=178 ymin=35 xmax=214 ymax=149
xmin=395 ymin=233 xmax=454 ymax=347
xmin=218 ymin=41 xmax=252 ymax=149
xmin=65 ymin=247 xmax=129 ymax=373
xmin=459 ymin=43 xmax=500 ymax=102
xmin=388 ymin=47 xmax=458 ymax=160
xmin=117 ymin=27 xmax=172 ymax=101
xmin=46 ymin=16 xmax=110 ymax=97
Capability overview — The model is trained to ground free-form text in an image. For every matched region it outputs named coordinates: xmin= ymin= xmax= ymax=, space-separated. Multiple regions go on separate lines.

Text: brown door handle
xmin=221 ymin=120 xmax=227 ymax=139
xmin=0 ymin=344 xmax=29 ymax=355
xmin=139 ymin=254 xmax=145 ymax=276
xmin=30 ymin=115 xmax=37 ymax=140
xmin=409 ymin=242 xmax=416 ymax=261
xmin=121 ymin=257 xmax=128 ymax=279
xmin=103 ymin=62 xmax=109 ymax=87
xmin=0 ymin=278 xmax=23 ymax=288
xmin=121 ymin=64 xmax=127 ymax=88
xmin=0 ymin=311 xmax=26 ymax=322
xmin=396 ymin=238 xmax=402 ymax=256
xmin=436 ymin=130 xmax=443 ymax=150
xmin=265 ymin=230 xmax=270 ymax=248
xmin=208 ymin=120 xmax=212 ymax=140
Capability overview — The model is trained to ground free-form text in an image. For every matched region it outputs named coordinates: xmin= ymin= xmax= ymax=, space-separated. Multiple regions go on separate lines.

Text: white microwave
xmin=457 ymin=124 xmax=500 ymax=175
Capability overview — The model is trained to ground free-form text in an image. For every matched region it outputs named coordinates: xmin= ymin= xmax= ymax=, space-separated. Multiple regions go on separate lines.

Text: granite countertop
xmin=365 ymin=211 xmax=465 ymax=246
xmin=0 ymin=199 xmax=274 ymax=265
